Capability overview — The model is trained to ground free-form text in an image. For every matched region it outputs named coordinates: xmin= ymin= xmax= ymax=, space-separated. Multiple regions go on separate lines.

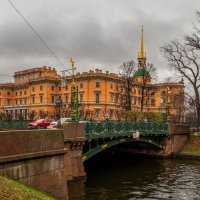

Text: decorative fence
xmin=85 ymin=122 xmax=169 ymax=139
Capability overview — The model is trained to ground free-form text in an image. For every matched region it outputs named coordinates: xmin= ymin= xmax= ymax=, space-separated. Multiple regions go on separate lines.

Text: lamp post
xmin=55 ymin=96 xmax=62 ymax=122
xmin=61 ymin=58 xmax=79 ymax=121
xmin=160 ymin=98 xmax=163 ymax=122
xmin=166 ymin=86 xmax=171 ymax=123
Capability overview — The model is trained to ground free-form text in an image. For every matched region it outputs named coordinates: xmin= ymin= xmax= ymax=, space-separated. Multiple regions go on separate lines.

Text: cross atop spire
xmin=138 ymin=25 xmax=146 ymax=59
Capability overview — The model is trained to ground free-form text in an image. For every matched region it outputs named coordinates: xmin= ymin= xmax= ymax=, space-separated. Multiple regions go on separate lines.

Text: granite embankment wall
xmin=163 ymin=124 xmax=190 ymax=156
xmin=177 ymin=133 xmax=200 ymax=157
xmin=0 ymin=129 xmax=68 ymax=200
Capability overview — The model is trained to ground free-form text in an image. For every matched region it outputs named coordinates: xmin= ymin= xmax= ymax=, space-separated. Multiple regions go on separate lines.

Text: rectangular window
xmin=51 ymin=86 xmax=54 ymax=91
xmin=95 ymin=108 xmax=101 ymax=117
xmin=32 ymin=87 xmax=35 ymax=92
xmin=7 ymin=92 xmax=10 ymax=96
xmin=32 ymin=96 xmax=35 ymax=104
xmin=24 ymin=98 xmax=27 ymax=105
xmin=40 ymin=95 xmax=43 ymax=103
xmin=51 ymin=95 xmax=55 ymax=103
xmin=138 ymin=97 xmax=141 ymax=106
xmin=80 ymin=93 xmax=83 ymax=102
xmin=24 ymin=90 xmax=26 ymax=95
xmin=134 ymin=97 xmax=137 ymax=105
xmin=151 ymin=99 xmax=156 ymax=106
xmin=20 ymin=91 xmax=22 ymax=96
xmin=15 ymin=99 xmax=18 ymax=105
xmin=80 ymin=83 xmax=83 ymax=89
xmin=110 ymin=93 xmax=114 ymax=103
xmin=20 ymin=99 xmax=22 ymax=105
xmin=7 ymin=99 xmax=10 ymax=106
xmin=95 ymin=93 xmax=100 ymax=103
xmin=96 ymin=82 xmax=100 ymax=88
xmin=59 ymin=86 xmax=61 ymax=91
xmin=116 ymin=94 xmax=119 ymax=103
xmin=40 ymin=85 xmax=43 ymax=91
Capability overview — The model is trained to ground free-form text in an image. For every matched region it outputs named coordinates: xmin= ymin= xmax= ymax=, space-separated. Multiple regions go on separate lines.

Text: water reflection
xmin=68 ymin=153 xmax=200 ymax=200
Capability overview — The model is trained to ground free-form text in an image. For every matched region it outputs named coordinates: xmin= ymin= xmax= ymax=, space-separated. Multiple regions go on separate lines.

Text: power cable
xmin=7 ymin=0 xmax=66 ymax=70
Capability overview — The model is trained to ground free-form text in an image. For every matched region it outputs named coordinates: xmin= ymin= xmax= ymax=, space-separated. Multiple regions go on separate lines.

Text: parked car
xmin=28 ymin=119 xmax=55 ymax=129
xmin=51 ymin=118 xmax=72 ymax=126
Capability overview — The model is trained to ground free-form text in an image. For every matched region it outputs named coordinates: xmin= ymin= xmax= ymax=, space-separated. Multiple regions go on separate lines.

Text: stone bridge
xmin=0 ymin=122 xmax=190 ymax=199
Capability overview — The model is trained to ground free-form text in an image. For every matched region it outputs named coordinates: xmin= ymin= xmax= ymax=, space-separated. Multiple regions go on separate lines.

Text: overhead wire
xmin=7 ymin=0 xmax=66 ymax=70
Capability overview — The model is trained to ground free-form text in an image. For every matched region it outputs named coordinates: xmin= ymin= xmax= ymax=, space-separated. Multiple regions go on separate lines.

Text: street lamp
xmin=61 ymin=58 xmax=79 ymax=121
xmin=160 ymin=98 xmax=163 ymax=122
xmin=166 ymin=86 xmax=171 ymax=123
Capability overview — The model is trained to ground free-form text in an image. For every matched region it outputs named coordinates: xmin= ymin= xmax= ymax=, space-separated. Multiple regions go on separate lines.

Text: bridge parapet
xmin=85 ymin=122 xmax=169 ymax=139
xmin=168 ymin=124 xmax=190 ymax=135
xmin=63 ymin=122 xmax=86 ymax=141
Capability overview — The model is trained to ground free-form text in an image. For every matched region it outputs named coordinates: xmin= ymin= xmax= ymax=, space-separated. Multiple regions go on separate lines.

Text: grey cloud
xmin=0 ymin=0 xmax=200 ymax=82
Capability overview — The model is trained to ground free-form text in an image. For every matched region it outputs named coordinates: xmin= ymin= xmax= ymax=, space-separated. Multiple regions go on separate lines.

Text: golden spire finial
xmin=69 ymin=58 xmax=76 ymax=72
xmin=69 ymin=58 xmax=77 ymax=82
xmin=138 ymin=25 xmax=146 ymax=59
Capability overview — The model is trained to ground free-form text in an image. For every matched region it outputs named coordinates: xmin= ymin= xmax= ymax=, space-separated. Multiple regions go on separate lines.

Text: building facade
xmin=0 ymin=29 xmax=184 ymax=121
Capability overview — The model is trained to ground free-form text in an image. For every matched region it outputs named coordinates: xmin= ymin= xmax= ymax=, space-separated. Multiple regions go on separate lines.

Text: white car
xmin=51 ymin=118 xmax=72 ymax=126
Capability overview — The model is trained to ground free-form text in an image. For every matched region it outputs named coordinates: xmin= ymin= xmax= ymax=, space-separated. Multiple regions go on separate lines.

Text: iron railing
xmin=85 ymin=122 xmax=169 ymax=139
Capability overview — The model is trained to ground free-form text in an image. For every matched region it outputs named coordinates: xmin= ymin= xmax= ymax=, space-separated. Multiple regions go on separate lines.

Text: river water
xmin=68 ymin=153 xmax=200 ymax=200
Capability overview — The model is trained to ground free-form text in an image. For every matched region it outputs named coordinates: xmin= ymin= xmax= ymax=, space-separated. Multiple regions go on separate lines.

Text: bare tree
xmin=119 ymin=60 xmax=136 ymax=111
xmin=114 ymin=109 xmax=124 ymax=121
xmin=28 ymin=110 xmax=37 ymax=122
xmin=82 ymin=109 xmax=94 ymax=121
xmin=39 ymin=109 xmax=48 ymax=119
xmin=5 ymin=111 xmax=13 ymax=122
xmin=161 ymin=12 xmax=200 ymax=124
xmin=139 ymin=63 xmax=157 ymax=112
xmin=170 ymin=91 xmax=185 ymax=123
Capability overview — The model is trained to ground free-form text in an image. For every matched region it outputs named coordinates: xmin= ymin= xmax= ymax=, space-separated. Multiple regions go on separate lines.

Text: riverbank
xmin=0 ymin=176 xmax=55 ymax=200
xmin=176 ymin=133 xmax=200 ymax=158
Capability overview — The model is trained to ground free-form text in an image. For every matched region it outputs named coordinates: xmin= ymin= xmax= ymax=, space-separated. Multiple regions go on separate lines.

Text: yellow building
xmin=0 ymin=28 xmax=184 ymax=121
xmin=0 ymin=67 xmax=61 ymax=119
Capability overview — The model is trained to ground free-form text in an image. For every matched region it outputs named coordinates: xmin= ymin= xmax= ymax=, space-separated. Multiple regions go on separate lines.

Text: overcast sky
xmin=0 ymin=0 xmax=200 ymax=82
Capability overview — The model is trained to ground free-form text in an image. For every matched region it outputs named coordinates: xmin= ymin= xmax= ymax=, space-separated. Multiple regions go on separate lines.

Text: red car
xmin=28 ymin=119 xmax=55 ymax=129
